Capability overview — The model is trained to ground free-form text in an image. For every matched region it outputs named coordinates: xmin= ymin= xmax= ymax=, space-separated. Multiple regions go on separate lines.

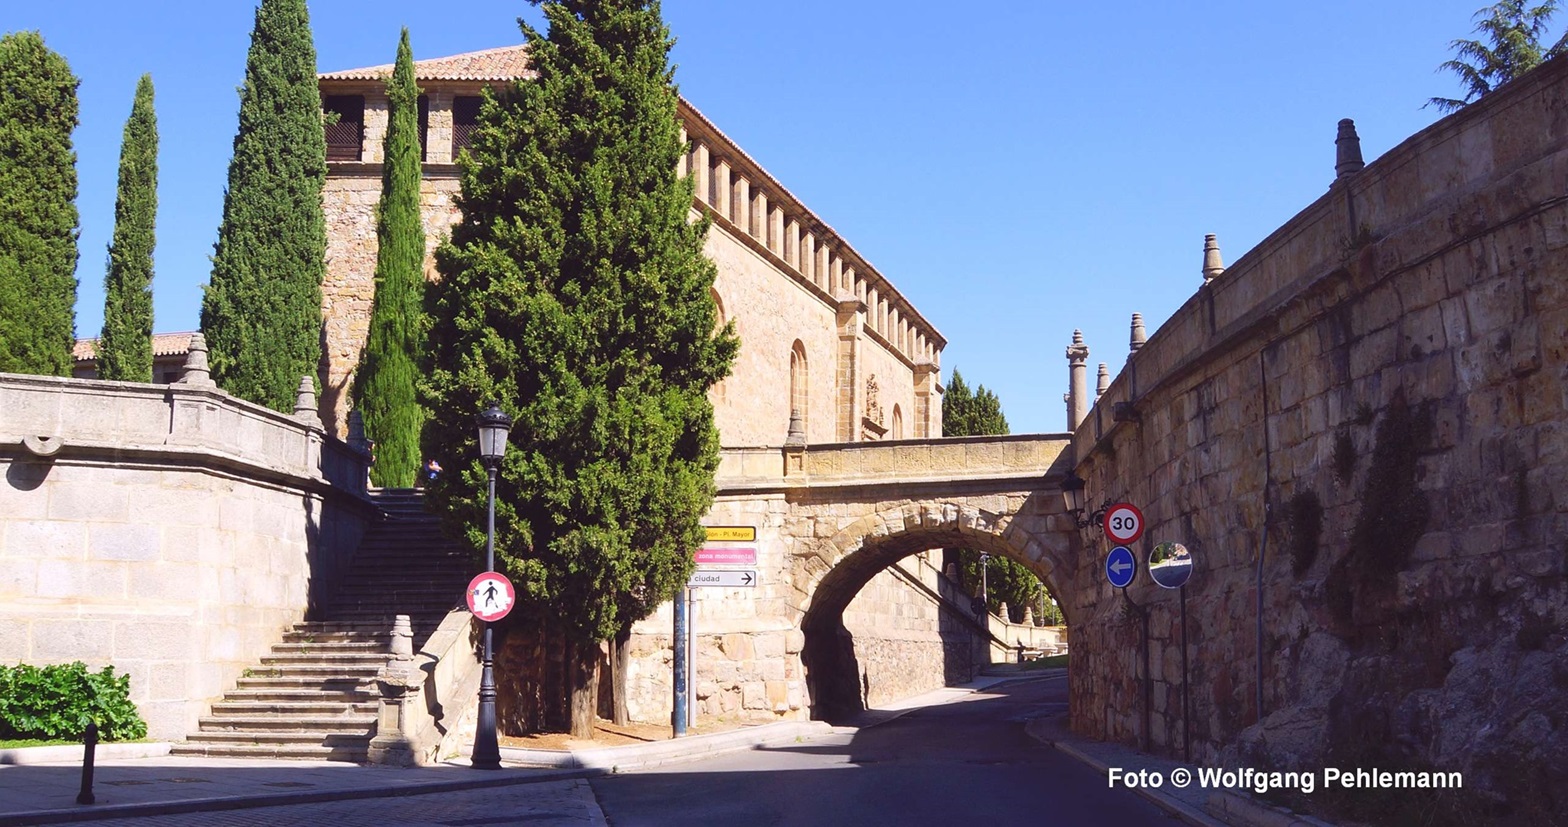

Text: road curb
xmin=0 ymin=766 xmax=597 ymax=827
xmin=0 ymin=743 xmax=172 ymax=767
xmin=1044 ymin=735 xmax=1230 ymax=827
xmin=498 ymin=720 xmax=831 ymax=770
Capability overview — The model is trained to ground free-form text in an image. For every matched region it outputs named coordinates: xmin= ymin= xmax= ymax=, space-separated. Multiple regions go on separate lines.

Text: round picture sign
xmin=1103 ymin=503 xmax=1145 ymax=544
xmin=1148 ymin=542 xmax=1194 ymax=590
xmin=466 ymin=571 xmax=516 ymax=622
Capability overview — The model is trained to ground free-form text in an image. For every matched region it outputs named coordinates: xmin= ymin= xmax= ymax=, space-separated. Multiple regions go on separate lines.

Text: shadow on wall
xmin=5 ymin=457 xmax=52 ymax=492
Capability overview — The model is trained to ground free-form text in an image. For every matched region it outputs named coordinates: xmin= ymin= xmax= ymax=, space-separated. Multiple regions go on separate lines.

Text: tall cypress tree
xmin=423 ymin=0 xmax=737 ymax=736
xmin=943 ymin=368 xmax=1044 ymax=621
xmin=0 ymin=31 xmax=79 ymax=376
xmin=354 ymin=30 xmax=425 ymax=488
xmin=199 ymin=0 xmax=327 ymax=411
xmin=99 ymin=74 xmax=158 ymax=383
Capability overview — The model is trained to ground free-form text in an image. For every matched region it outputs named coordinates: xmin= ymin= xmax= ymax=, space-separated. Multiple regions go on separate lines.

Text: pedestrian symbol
xmin=466 ymin=572 xmax=515 ymax=622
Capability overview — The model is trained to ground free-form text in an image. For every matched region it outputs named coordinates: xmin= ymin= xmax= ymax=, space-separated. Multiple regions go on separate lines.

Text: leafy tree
xmin=98 ymin=74 xmax=158 ymax=383
xmin=422 ymin=0 xmax=737 ymax=737
xmin=353 ymin=30 xmax=425 ymax=488
xmin=0 ymin=31 xmax=79 ymax=376
xmin=1428 ymin=0 xmax=1568 ymax=111
xmin=200 ymin=0 xmax=327 ymax=411
xmin=942 ymin=368 xmax=1048 ymax=622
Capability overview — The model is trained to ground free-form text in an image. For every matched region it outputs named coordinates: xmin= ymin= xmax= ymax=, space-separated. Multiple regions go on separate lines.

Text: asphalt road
xmin=591 ymin=674 xmax=1181 ymax=827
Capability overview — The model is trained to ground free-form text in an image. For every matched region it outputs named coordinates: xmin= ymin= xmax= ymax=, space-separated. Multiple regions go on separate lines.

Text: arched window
xmin=790 ymin=341 xmax=808 ymax=434
xmin=891 ymin=404 xmax=903 ymax=440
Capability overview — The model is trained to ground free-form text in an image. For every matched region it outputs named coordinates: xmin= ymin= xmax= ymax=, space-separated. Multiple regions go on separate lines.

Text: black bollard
xmin=77 ymin=722 xmax=97 ymax=805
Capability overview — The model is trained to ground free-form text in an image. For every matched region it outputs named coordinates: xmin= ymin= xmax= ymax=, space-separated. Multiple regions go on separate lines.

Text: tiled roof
xmin=319 ymin=44 xmax=533 ymax=82
xmin=74 ymin=332 xmax=195 ymax=362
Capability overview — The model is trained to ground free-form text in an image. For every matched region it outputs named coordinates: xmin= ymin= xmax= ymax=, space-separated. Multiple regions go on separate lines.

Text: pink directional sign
xmin=695 ymin=546 xmax=757 ymax=565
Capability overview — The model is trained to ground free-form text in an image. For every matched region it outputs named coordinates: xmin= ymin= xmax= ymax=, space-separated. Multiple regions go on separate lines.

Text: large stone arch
xmin=791 ymin=491 xmax=1074 ymax=721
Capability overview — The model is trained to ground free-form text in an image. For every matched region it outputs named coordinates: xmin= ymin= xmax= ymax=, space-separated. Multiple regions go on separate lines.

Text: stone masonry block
xmin=89 ymin=524 xmax=160 ymax=561
xmin=115 ymin=621 xmax=193 ymax=661
xmin=6 ymin=520 xmax=87 ymax=558
xmin=29 ymin=617 xmax=113 ymax=661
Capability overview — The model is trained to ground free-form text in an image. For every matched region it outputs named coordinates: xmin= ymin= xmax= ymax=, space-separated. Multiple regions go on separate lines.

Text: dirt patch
xmin=499 ymin=719 xmax=750 ymax=752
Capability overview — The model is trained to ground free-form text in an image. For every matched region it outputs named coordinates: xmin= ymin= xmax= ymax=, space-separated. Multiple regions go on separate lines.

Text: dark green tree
xmin=98 ymin=74 xmax=158 ymax=383
xmin=1429 ymin=0 xmax=1568 ymax=111
xmin=199 ymin=0 xmax=327 ymax=411
xmin=353 ymin=30 xmax=425 ymax=488
xmin=422 ymin=0 xmax=737 ymax=737
xmin=942 ymin=369 xmax=1047 ymax=622
xmin=0 ymin=31 xmax=79 ymax=376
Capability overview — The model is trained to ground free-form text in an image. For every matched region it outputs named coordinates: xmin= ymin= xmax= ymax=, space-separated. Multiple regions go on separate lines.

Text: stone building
xmin=316 ymin=45 xmax=945 ymax=447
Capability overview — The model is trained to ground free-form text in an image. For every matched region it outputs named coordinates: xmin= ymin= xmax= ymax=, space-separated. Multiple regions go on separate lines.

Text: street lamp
xmin=472 ymin=402 xmax=511 ymax=770
xmin=1059 ymin=471 xmax=1110 ymax=532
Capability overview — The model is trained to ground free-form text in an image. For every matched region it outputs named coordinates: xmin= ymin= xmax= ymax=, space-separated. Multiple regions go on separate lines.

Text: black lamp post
xmin=472 ymin=402 xmax=511 ymax=770
xmin=1059 ymin=471 xmax=1110 ymax=532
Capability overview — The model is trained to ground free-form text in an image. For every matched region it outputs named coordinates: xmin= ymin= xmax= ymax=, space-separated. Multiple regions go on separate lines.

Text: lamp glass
xmin=1060 ymin=473 xmax=1086 ymax=514
xmin=476 ymin=404 xmax=512 ymax=462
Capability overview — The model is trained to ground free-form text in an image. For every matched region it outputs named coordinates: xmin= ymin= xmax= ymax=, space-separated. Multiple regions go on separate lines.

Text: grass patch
xmin=0 ymin=738 xmax=79 ymax=749
xmin=1022 ymin=653 xmax=1069 ymax=669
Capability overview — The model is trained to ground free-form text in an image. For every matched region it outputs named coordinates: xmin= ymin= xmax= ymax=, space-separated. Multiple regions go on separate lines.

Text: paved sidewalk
xmin=0 ymin=721 xmax=822 ymax=827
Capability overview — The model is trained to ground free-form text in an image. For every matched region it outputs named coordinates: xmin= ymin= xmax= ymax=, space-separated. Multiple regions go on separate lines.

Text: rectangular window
xmin=322 ymin=95 xmax=365 ymax=161
xmin=418 ymin=94 xmax=430 ymax=163
xmin=452 ymin=96 xmax=483 ymax=158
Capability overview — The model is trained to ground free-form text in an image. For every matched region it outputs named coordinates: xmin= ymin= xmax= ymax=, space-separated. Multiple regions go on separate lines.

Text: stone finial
xmin=1335 ymin=118 xmax=1364 ymax=179
xmin=177 ymin=333 xmax=216 ymax=387
xmin=347 ymin=410 xmax=370 ymax=453
xmin=1130 ymin=312 xmax=1147 ymax=353
xmin=293 ymin=375 xmax=318 ymax=422
xmin=1202 ymin=234 xmax=1225 ymax=284
xmin=784 ymin=409 xmax=806 ymax=448
xmin=1065 ymin=329 xmax=1089 ymax=365
xmin=1096 ymin=363 xmax=1110 ymax=400
xmin=1022 ymin=605 xmax=1034 ymax=626
xmin=997 ymin=602 xmax=1009 ymax=622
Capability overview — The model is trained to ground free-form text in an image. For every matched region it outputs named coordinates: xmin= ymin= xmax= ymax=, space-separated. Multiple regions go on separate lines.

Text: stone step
xmin=235 ymin=676 xmax=374 ymax=691
xmin=170 ymin=742 xmax=369 ymax=762
xmin=259 ymin=653 xmax=391 ymax=667
xmin=221 ymin=688 xmax=376 ymax=704
xmin=210 ymin=701 xmax=377 ymax=716
xmin=270 ymin=641 xmax=389 ymax=654
xmin=242 ymin=663 xmax=383 ymax=677
xmin=196 ymin=715 xmax=376 ymax=732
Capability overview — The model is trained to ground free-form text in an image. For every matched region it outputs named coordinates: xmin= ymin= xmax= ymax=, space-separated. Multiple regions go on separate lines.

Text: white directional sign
xmin=1105 ymin=546 xmax=1137 ymax=589
xmin=1103 ymin=503 xmax=1145 ymax=544
xmin=688 ymin=569 xmax=757 ymax=588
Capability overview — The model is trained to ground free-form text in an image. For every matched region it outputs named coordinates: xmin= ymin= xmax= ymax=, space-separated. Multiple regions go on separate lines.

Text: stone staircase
xmin=173 ymin=489 xmax=472 ymax=761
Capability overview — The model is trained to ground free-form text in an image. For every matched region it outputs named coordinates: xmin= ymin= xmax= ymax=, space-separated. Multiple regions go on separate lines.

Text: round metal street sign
xmin=1103 ymin=503 xmax=1145 ymax=545
xmin=1105 ymin=546 xmax=1137 ymax=589
xmin=466 ymin=572 xmax=515 ymax=622
xmin=1148 ymin=542 xmax=1194 ymax=590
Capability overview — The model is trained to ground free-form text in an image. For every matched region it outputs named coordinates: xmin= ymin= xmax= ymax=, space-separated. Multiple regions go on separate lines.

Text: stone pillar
xmin=713 ymin=160 xmax=732 ymax=219
xmin=731 ymin=174 xmax=748 ymax=227
xmin=800 ymin=232 xmax=816 ymax=286
xmin=835 ymin=297 xmax=865 ymax=442
xmin=1096 ymin=363 xmax=1110 ymax=401
xmin=1335 ymin=118 xmax=1364 ymax=179
xmin=177 ymin=333 xmax=216 ymax=387
xmin=769 ymin=206 xmax=785 ymax=255
xmin=1066 ymin=329 xmax=1089 ymax=431
xmin=693 ymin=143 xmax=711 ymax=206
xmin=367 ymin=615 xmax=416 ymax=766
xmin=751 ymin=190 xmax=768 ymax=240
xmin=785 ymin=219 xmax=801 ymax=269
xmin=1129 ymin=312 xmax=1147 ymax=355
xmin=914 ymin=361 xmax=941 ymax=438
xmin=1202 ymin=234 xmax=1225 ymax=284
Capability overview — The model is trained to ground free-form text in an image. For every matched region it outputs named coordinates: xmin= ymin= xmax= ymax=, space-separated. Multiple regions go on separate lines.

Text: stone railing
xmin=679 ymin=100 xmax=944 ymax=369
xmin=368 ymin=609 xmax=483 ymax=766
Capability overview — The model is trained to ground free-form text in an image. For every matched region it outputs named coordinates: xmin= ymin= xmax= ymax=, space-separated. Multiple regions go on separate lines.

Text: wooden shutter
xmin=452 ymin=96 xmax=483 ymax=158
xmin=323 ymin=95 xmax=365 ymax=161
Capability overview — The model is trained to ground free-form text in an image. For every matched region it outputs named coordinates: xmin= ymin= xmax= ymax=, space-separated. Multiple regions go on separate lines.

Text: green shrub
xmin=0 ymin=662 xmax=147 ymax=741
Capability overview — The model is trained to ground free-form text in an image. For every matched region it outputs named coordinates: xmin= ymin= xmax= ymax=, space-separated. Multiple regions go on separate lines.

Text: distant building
xmin=72 ymin=332 xmax=195 ymax=384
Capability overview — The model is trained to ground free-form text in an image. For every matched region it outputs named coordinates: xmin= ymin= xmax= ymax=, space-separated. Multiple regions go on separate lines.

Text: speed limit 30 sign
xmin=1103 ymin=503 xmax=1145 ymax=544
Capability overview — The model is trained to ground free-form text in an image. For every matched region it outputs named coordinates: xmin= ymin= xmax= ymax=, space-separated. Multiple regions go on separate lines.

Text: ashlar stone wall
xmin=1066 ymin=57 xmax=1568 ymax=814
xmin=0 ymin=375 xmax=373 ymax=740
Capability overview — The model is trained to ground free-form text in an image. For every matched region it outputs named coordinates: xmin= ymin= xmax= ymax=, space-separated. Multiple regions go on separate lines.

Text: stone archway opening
xmin=799 ymin=522 xmax=1070 ymax=724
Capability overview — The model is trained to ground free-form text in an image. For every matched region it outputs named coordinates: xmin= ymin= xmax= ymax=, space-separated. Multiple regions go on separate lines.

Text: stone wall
xmin=1065 ymin=57 xmax=1568 ymax=815
xmin=0 ymin=374 xmax=374 ymax=740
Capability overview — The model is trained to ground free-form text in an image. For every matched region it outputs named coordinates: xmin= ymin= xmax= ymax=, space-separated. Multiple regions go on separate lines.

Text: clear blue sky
xmin=10 ymin=1 xmax=1509 ymax=434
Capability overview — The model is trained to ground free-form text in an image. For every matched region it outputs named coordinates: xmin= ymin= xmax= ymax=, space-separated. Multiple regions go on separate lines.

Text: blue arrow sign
xmin=1106 ymin=546 xmax=1136 ymax=589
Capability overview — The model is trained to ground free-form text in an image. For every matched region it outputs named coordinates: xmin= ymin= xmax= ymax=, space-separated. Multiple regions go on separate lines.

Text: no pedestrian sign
xmin=466 ymin=572 xmax=515 ymax=622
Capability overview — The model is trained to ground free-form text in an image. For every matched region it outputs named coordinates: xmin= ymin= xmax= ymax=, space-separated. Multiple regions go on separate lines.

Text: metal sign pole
xmin=687 ymin=589 xmax=696 ymax=730
xmin=673 ymin=586 xmax=688 ymax=737
xmin=1181 ymin=584 xmax=1190 ymax=762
